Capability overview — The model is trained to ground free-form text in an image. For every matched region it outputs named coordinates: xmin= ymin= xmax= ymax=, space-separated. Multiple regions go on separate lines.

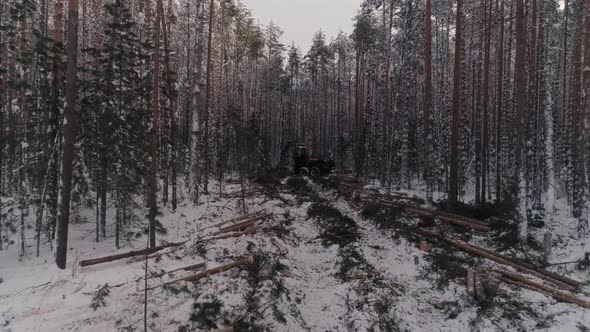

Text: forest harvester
xmin=293 ymin=143 xmax=335 ymax=178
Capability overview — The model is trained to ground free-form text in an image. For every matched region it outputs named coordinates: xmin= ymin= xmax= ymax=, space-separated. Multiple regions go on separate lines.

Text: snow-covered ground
xmin=1 ymin=178 xmax=589 ymax=331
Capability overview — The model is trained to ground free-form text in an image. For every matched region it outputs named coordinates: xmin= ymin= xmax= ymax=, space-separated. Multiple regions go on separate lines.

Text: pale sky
xmin=241 ymin=0 xmax=362 ymax=53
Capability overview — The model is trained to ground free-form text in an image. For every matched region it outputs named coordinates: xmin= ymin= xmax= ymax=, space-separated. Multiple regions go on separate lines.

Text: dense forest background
xmin=0 ymin=0 xmax=588 ymax=268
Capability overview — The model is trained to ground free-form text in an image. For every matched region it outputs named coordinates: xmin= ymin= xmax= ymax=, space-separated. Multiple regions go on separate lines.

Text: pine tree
xmin=56 ymin=0 xmax=80 ymax=269
xmin=449 ymin=0 xmax=463 ymax=210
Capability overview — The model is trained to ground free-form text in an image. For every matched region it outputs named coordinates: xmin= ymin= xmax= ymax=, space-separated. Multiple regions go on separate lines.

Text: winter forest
xmin=1 ymin=0 xmax=590 ymax=330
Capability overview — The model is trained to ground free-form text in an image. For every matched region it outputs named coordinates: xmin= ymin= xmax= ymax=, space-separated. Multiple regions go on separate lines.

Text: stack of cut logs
xmin=416 ymin=228 xmax=590 ymax=309
xmin=335 ymin=174 xmax=491 ymax=232
xmin=334 ymin=175 xmax=590 ymax=309
xmin=202 ymin=209 xmax=273 ymax=241
xmin=381 ymin=200 xmax=491 ymax=232
xmin=76 ymin=211 xmax=275 ymax=289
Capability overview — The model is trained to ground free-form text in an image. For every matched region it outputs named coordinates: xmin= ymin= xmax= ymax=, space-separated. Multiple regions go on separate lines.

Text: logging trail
xmin=0 ymin=175 xmax=589 ymax=331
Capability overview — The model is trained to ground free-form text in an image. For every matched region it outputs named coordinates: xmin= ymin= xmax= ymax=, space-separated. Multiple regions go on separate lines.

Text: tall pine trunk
xmin=149 ymin=0 xmax=163 ymax=248
xmin=50 ymin=0 xmax=64 ymax=241
xmin=424 ymin=0 xmax=434 ymax=200
xmin=162 ymin=2 xmax=177 ymax=211
xmin=448 ymin=0 xmax=463 ymax=210
xmin=574 ymin=0 xmax=590 ymax=236
xmin=0 ymin=0 xmax=5 ymax=223
xmin=203 ymin=0 xmax=216 ymax=195
xmin=56 ymin=0 xmax=79 ymax=269
xmin=514 ymin=0 xmax=529 ymax=245
xmin=495 ymin=0 xmax=505 ymax=205
xmin=481 ymin=0 xmax=491 ymax=204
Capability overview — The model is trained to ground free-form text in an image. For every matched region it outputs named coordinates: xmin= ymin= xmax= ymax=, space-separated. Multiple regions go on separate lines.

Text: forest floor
xmin=0 ymin=173 xmax=589 ymax=331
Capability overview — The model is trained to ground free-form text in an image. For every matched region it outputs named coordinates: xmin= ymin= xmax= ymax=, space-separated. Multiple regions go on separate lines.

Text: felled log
xmin=198 ymin=210 xmax=267 ymax=232
xmin=170 ymin=262 xmax=207 ymax=274
xmin=80 ymin=241 xmax=188 ymax=267
xmin=131 ymin=252 xmax=168 ymax=263
xmin=415 ymin=227 xmax=440 ymax=237
xmin=482 ymin=272 xmax=501 ymax=298
xmin=474 ymin=245 xmax=584 ymax=290
xmin=216 ymin=211 xmax=268 ymax=229
xmin=159 ymin=256 xmax=254 ymax=288
xmin=215 ymin=213 xmax=271 ymax=235
xmin=207 ymin=228 xmax=256 ymax=241
xmin=384 ymin=200 xmax=489 ymax=227
xmin=444 ymin=238 xmax=577 ymax=292
xmin=474 ymin=273 xmax=487 ymax=303
xmin=467 ymin=269 xmax=476 ymax=300
xmin=415 ymin=228 xmax=581 ymax=292
xmin=211 ymin=328 xmax=234 ymax=332
xmin=436 ymin=215 xmax=491 ymax=232
xmin=350 ymin=202 xmax=362 ymax=211
xmin=380 ymin=201 xmax=490 ymax=231
xmin=112 ymin=262 xmax=207 ymax=288
xmin=148 ymin=262 xmax=207 ymax=281
xmin=498 ymin=269 xmax=590 ymax=309
xmin=419 ymin=241 xmax=431 ymax=253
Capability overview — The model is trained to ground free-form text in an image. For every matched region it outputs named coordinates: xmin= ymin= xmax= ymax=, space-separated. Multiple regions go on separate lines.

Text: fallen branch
xmin=80 ymin=241 xmax=188 ymax=267
xmin=207 ymin=228 xmax=256 ymax=241
xmin=156 ymin=256 xmax=254 ymax=289
xmin=498 ymin=269 xmax=590 ymax=309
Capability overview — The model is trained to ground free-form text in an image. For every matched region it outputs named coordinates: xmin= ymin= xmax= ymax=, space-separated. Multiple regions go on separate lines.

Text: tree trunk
xmin=161 ymin=4 xmax=177 ymax=211
xmin=560 ymin=0 xmax=569 ymax=187
xmin=514 ymin=0 xmax=529 ymax=245
xmin=424 ymin=0 xmax=434 ymax=200
xmin=56 ymin=0 xmax=79 ymax=269
xmin=481 ymin=0 xmax=492 ymax=205
xmin=189 ymin=0 xmax=205 ymax=205
xmin=448 ymin=0 xmax=463 ymax=210
xmin=577 ymin=0 xmax=590 ymax=236
xmin=49 ymin=0 xmax=64 ymax=241
xmin=544 ymin=60 xmax=556 ymax=261
xmin=571 ymin=0 xmax=586 ymax=233
xmin=0 ymin=0 xmax=4 ymax=223
xmin=203 ymin=0 xmax=216 ymax=195
xmin=149 ymin=0 xmax=163 ymax=248
xmin=495 ymin=0 xmax=505 ymax=205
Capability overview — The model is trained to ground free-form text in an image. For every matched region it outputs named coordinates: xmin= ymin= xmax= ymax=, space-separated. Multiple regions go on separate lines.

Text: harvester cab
xmin=293 ymin=143 xmax=335 ymax=177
